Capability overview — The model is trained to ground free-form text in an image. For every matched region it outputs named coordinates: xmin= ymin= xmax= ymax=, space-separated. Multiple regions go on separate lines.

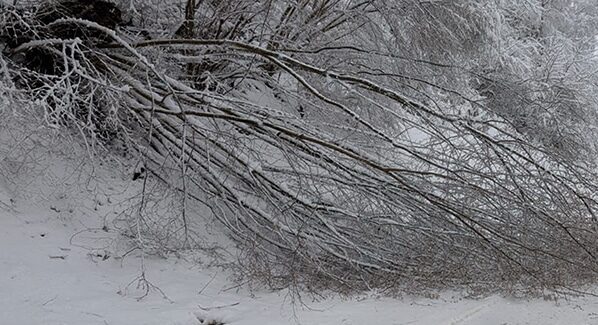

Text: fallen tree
xmin=2 ymin=0 xmax=598 ymax=295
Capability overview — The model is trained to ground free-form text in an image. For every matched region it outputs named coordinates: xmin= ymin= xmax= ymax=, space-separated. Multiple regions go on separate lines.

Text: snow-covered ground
xmin=1 ymin=132 xmax=598 ymax=325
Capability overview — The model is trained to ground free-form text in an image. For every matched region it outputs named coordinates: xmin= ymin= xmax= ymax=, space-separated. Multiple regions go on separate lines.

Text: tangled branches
xmin=3 ymin=0 xmax=598 ymax=295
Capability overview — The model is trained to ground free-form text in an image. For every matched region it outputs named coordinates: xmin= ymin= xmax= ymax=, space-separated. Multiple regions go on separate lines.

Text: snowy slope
xmin=2 ymin=175 xmax=598 ymax=324
xmin=0 ymin=126 xmax=598 ymax=325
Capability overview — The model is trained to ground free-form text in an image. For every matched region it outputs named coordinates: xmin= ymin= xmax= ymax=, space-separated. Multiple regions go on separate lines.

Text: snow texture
xmin=1 ymin=150 xmax=598 ymax=325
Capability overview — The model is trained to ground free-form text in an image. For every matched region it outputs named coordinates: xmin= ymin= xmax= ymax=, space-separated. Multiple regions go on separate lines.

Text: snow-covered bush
xmin=3 ymin=0 xmax=598 ymax=296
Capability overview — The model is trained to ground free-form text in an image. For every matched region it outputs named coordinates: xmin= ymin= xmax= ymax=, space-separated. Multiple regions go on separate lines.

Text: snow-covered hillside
xmin=3 ymin=1 xmax=598 ymax=320
xmin=1 ymin=149 xmax=597 ymax=325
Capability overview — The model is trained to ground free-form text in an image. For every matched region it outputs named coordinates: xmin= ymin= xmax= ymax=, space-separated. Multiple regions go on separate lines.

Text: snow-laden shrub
xmin=3 ymin=0 xmax=598 ymax=296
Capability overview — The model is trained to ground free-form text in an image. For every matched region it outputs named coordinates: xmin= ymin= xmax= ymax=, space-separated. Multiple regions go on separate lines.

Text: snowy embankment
xmin=0 ymin=133 xmax=596 ymax=325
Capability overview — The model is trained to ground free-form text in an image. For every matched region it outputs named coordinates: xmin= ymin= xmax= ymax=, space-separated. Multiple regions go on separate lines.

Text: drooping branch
xmin=3 ymin=0 xmax=598 ymax=294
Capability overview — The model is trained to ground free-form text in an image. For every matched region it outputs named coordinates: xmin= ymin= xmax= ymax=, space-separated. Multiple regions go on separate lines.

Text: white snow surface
xmin=1 ymin=136 xmax=598 ymax=325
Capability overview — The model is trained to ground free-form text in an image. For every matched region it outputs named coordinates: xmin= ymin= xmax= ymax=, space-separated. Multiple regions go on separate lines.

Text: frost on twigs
xmin=0 ymin=0 xmax=131 ymax=152
xmin=2 ymin=0 xmax=598 ymax=297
